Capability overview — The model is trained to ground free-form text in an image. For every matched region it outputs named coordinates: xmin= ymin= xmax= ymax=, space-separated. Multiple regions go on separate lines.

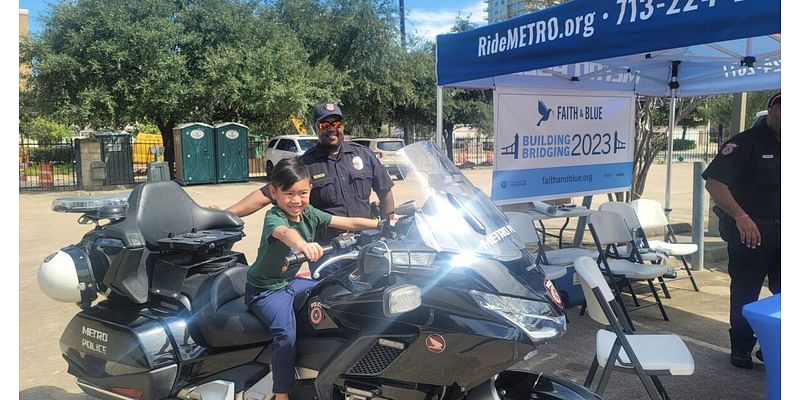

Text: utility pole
xmin=399 ymin=0 xmax=406 ymax=48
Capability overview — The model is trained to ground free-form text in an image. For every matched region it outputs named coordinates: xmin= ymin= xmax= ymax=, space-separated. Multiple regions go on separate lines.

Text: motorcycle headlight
xmin=468 ymin=290 xmax=566 ymax=343
xmin=383 ymin=284 xmax=422 ymax=316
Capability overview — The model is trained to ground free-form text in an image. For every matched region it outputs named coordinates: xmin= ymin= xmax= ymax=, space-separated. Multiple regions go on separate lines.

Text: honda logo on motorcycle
xmin=425 ymin=334 xmax=446 ymax=353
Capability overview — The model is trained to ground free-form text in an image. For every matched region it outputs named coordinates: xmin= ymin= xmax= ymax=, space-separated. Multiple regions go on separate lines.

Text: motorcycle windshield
xmin=397 ymin=141 xmax=524 ymax=260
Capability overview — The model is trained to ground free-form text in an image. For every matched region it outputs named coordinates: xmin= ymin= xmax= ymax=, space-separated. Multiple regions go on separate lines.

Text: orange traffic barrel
xmin=39 ymin=163 xmax=54 ymax=188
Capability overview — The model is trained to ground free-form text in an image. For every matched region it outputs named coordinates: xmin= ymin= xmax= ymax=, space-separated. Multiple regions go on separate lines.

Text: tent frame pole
xmin=436 ymin=86 xmax=444 ymax=149
xmin=665 ymin=61 xmax=681 ymax=224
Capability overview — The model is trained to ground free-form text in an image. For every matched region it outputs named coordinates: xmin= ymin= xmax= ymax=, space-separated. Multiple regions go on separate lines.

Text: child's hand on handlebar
xmin=298 ymin=242 xmax=325 ymax=262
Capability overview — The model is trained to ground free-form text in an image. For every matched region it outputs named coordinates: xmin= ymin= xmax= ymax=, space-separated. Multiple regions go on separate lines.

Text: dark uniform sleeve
xmin=364 ymin=149 xmax=394 ymax=195
xmin=258 ymin=184 xmax=274 ymax=201
xmin=702 ymin=135 xmax=750 ymax=186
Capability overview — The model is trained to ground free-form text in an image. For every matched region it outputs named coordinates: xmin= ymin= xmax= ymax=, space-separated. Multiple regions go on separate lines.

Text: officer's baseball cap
xmin=313 ymin=102 xmax=343 ymax=123
xmin=768 ymin=92 xmax=780 ymax=108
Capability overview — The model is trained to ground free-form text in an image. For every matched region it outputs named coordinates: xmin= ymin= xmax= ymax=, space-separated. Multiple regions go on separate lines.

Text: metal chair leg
xmin=680 ymin=255 xmax=700 ymax=291
xmin=651 ymin=375 xmax=671 ymax=400
xmin=648 ymin=279 xmax=670 ymax=321
xmin=657 ymin=276 xmax=671 ymax=299
xmin=584 ymin=357 xmax=599 ymax=388
xmin=627 ymin=279 xmax=641 ymax=307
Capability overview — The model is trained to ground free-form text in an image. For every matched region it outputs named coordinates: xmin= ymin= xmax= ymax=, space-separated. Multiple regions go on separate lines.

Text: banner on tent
xmin=491 ymin=89 xmax=634 ymax=204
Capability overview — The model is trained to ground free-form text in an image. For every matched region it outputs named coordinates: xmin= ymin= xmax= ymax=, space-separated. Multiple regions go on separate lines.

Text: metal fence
xmin=652 ymin=129 xmax=721 ymax=163
xmin=19 ymin=138 xmax=78 ymax=191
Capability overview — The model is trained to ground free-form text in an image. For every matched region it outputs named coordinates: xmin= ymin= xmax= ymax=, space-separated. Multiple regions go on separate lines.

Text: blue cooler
xmin=552 ymin=264 xmax=585 ymax=309
xmin=742 ymin=294 xmax=781 ymax=400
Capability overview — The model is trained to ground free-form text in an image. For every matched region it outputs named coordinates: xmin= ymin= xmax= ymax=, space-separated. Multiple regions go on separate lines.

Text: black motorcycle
xmin=38 ymin=141 xmax=601 ymax=400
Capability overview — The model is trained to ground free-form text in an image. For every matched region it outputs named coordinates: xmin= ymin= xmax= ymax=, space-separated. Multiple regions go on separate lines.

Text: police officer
xmin=702 ymin=92 xmax=780 ymax=369
xmin=223 ymin=102 xmax=395 ymax=266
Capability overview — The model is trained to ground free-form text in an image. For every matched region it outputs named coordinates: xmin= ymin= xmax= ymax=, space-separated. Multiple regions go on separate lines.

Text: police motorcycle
xmin=38 ymin=141 xmax=601 ymax=400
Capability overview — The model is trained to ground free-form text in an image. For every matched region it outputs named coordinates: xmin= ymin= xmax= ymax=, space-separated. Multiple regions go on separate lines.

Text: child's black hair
xmin=272 ymin=157 xmax=310 ymax=190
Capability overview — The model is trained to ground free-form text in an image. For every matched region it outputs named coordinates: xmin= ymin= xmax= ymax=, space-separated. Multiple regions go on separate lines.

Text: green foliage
xmin=20 ymin=117 xmax=74 ymax=141
xmin=654 ymin=138 xmax=696 ymax=151
xmin=26 ymin=147 xmax=75 ymax=163
xmin=19 ymin=0 xmax=489 ymax=152
xmin=134 ymin=123 xmax=161 ymax=136
xmin=698 ymin=90 xmax=776 ymax=131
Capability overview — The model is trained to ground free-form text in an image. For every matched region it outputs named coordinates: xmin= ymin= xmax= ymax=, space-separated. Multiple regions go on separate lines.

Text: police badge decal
xmin=721 ymin=143 xmax=738 ymax=156
xmin=352 ymin=156 xmax=364 ymax=170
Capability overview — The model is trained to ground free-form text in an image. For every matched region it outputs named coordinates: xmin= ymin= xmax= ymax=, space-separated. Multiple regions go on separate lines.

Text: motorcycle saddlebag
xmin=59 ymin=301 xmax=178 ymax=400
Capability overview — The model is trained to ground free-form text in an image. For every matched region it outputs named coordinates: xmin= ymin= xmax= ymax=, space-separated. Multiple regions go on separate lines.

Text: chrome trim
xmin=312 ymin=250 xmax=359 ymax=279
xmin=76 ymin=380 xmax=136 ymax=400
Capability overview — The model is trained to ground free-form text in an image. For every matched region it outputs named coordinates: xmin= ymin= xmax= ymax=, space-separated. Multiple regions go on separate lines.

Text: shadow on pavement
xmin=20 ymin=386 xmax=92 ymax=400
xmin=514 ymin=288 xmax=768 ymax=400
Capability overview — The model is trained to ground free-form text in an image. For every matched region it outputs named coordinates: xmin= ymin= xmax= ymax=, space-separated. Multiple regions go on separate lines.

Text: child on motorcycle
xmin=245 ymin=157 xmax=381 ymax=400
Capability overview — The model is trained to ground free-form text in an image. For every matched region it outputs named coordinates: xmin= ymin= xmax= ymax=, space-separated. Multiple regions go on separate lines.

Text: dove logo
xmin=536 ymin=100 xmax=554 ymax=126
xmin=426 ymin=334 xmax=446 ymax=353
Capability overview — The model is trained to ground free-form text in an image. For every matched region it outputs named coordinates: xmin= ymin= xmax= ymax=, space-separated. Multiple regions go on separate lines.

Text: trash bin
xmin=94 ymin=131 xmax=134 ymax=185
xmin=214 ymin=122 xmax=249 ymax=183
xmin=173 ymin=123 xmax=215 ymax=185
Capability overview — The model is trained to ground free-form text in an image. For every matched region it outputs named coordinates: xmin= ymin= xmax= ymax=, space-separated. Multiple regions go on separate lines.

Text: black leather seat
xmin=193 ymin=265 xmax=312 ymax=348
xmin=111 ymin=180 xmax=244 ymax=251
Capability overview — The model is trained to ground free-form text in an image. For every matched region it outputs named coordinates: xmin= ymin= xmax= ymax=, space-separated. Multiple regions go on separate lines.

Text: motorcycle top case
xmin=60 ymin=301 xmax=179 ymax=399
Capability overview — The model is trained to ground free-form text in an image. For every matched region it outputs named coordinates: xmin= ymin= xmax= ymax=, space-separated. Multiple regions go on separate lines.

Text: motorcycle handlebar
xmin=284 ymin=245 xmax=335 ymax=267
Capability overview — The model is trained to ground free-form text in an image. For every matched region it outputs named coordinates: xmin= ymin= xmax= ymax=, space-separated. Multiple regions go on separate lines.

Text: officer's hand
xmin=735 ymin=216 xmax=761 ymax=249
xmin=299 ymin=242 xmax=325 ymax=262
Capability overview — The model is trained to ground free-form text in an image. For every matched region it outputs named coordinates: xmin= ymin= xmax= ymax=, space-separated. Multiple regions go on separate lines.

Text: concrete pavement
xmin=19 ymin=162 xmax=772 ymax=399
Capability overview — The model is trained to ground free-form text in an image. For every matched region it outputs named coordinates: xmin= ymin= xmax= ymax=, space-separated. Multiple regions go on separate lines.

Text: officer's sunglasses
xmin=318 ymin=120 xmax=343 ymax=130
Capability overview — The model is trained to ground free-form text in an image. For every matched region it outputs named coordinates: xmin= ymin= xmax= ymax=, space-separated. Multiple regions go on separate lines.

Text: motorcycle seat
xmin=193 ymin=265 xmax=310 ymax=348
xmin=108 ymin=180 xmax=244 ymax=251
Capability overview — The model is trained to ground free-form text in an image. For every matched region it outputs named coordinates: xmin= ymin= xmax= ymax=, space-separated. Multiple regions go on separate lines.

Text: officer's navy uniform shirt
xmin=702 ymin=121 xmax=780 ymax=220
xmin=261 ymin=142 xmax=393 ymax=218
xmin=300 ymin=141 xmax=394 ymax=217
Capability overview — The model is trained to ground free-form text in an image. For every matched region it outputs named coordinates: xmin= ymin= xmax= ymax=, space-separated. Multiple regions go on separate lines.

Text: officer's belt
xmin=751 ymin=216 xmax=780 ymax=225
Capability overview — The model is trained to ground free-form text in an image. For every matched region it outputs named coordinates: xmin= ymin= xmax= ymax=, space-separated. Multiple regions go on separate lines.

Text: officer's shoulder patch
xmin=721 ymin=143 xmax=739 ymax=156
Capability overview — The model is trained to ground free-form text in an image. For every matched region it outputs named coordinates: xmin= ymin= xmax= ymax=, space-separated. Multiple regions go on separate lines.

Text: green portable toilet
xmin=214 ymin=122 xmax=249 ymax=183
xmin=173 ymin=122 xmax=215 ymax=185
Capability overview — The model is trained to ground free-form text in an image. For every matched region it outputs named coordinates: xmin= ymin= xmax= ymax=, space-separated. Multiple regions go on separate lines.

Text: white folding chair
xmin=574 ymin=256 xmax=695 ymax=400
xmin=599 ymin=202 xmax=673 ymax=299
xmin=504 ymin=211 xmax=568 ymax=280
xmin=631 ymin=199 xmax=700 ymax=292
xmin=587 ymin=211 xmax=670 ymax=327
xmin=505 ymin=211 xmax=597 ymax=266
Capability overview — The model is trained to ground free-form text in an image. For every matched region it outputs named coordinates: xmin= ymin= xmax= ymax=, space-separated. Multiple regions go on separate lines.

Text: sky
xmin=19 ymin=0 xmax=487 ymax=42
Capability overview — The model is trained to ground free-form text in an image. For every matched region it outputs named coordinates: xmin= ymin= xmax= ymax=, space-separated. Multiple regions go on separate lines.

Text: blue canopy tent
xmin=434 ymin=0 xmax=780 ymax=213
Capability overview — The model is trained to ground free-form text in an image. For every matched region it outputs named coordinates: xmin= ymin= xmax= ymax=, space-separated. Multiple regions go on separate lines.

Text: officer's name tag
xmin=762 ymin=154 xmax=774 ymax=159
xmin=313 ymin=173 xmax=326 ymax=179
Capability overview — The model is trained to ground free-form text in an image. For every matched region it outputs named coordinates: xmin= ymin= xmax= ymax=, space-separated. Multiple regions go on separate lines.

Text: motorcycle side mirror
xmin=358 ymin=242 xmax=391 ymax=276
xmin=394 ymin=200 xmax=417 ymax=216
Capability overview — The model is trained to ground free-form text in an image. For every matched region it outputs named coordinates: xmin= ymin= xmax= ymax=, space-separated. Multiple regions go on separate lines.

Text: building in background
xmin=485 ymin=0 xmax=562 ymax=23
xmin=20 ymin=9 xmax=29 ymax=90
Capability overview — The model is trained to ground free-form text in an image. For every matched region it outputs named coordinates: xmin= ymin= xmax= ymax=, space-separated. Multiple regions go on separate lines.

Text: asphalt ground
xmin=19 ymin=162 xmax=774 ymax=399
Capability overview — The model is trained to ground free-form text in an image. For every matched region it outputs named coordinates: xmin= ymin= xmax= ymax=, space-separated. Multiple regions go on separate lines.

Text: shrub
xmin=26 ymin=147 xmax=75 ymax=163
xmin=655 ymin=138 xmax=697 ymax=151
xmin=672 ymin=139 xmax=697 ymax=151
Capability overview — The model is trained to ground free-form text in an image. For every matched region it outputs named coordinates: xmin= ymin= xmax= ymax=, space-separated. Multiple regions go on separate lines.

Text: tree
xmin=271 ymin=0 xmax=410 ymax=137
xmin=630 ymin=96 xmax=703 ymax=199
xmin=21 ymin=0 xmax=336 ymax=175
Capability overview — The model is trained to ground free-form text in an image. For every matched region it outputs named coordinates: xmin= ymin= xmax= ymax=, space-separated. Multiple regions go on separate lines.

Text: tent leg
xmin=436 ymin=86 xmax=443 ymax=150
